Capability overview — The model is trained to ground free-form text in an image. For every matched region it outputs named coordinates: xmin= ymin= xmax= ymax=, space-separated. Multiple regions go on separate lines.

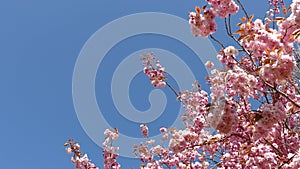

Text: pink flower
xmin=160 ymin=127 xmax=167 ymax=133
xmin=140 ymin=124 xmax=149 ymax=138
xmin=66 ymin=147 xmax=72 ymax=154
xmin=205 ymin=61 xmax=214 ymax=68
xmin=141 ymin=53 xmax=167 ymax=88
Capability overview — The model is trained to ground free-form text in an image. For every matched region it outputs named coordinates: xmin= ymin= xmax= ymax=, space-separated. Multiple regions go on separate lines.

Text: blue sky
xmin=0 ymin=1 xmax=278 ymax=168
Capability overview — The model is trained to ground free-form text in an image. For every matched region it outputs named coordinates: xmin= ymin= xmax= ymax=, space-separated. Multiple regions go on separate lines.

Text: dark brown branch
xmin=166 ymin=81 xmax=179 ymax=98
xmin=228 ymin=14 xmax=233 ymax=34
xmin=278 ymin=154 xmax=297 ymax=168
xmin=263 ymin=138 xmax=283 ymax=156
xmin=263 ymin=80 xmax=300 ymax=108
xmin=209 ymin=35 xmax=225 ymax=49
xmin=165 ymin=82 xmax=187 ymax=106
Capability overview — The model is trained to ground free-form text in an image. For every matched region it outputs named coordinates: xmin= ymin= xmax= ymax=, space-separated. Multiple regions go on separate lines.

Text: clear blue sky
xmin=0 ymin=0 xmax=277 ymax=168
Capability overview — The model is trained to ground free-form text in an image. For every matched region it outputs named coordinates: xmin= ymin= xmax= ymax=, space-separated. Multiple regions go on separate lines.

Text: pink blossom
xmin=140 ymin=124 xmax=149 ymax=138
xmin=205 ymin=60 xmax=214 ymax=68
xmin=141 ymin=53 xmax=167 ymax=88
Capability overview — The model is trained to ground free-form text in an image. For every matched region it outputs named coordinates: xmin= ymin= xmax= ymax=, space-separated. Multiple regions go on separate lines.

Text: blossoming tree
xmin=65 ymin=0 xmax=300 ymax=168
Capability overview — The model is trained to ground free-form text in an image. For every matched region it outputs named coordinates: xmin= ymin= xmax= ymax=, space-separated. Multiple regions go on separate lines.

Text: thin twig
xmin=224 ymin=17 xmax=231 ymax=36
xmin=209 ymin=35 xmax=225 ymax=49
xmin=228 ymin=14 xmax=232 ymax=34
xmin=278 ymin=154 xmax=297 ymax=168
xmin=272 ymin=9 xmax=275 ymax=29
xmin=263 ymin=80 xmax=300 ymax=108
xmin=235 ymin=0 xmax=249 ymax=19
xmin=166 ymin=82 xmax=179 ymax=98
xmin=263 ymin=138 xmax=283 ymax=156
xmin=224 ymin=17 xmax=256 ymax=67
xmin=165 ymin=82 xmax=186 ymax=106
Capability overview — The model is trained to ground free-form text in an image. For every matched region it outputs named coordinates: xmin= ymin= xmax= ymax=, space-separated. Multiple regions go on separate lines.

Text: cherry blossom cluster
xmin=133 ymin=138 xmax=155 ymax=163
xmin=237 ymin=19 xmax=286 ymax=61
xmin=134 ymin=125 xmax=211 ymax=168
xmin=141 ymin=53 xmax=167 ymax=88
xmin=291 ymin=0 xmax=300 ymax=25
xmin=208 ymin=98 xmax=238 ymax=134
xmin=221 ymin=143 xmax=278 ymax=168
xmin=189 ymin=0 xmax=239 ymax=37
xmin=260 ymin=51 xmax=296 ymax=84
xmin=179 ymin=81 xmax=209 ymax=135
xmin=253 ymin=102 xmax=287 ymax=139
xmin=233 ymin=15 xmax=299 ymax=86
xmin=268 ymin=0 xmax=284 ymax=13
xmin=217 ymin=46 xmax=239 ymax=67
xmin=189 ymin=7 xmax=217 ymax=37
xmin=206 ymin=0 xmax=239 ymax=18
xmin=264 ymin=0 xmax=284 ymax=26
xmin=64 ymin=139 xmax=98 ymax=169
xmin=102 ymin=128 xmax=121 ymax=169
xmin=237 ymin=7 xmax=300 ymax=59
xmin=207 ymin=69 xmax=226 ymax=101
xmin=225 ymin=66 xmax=259 ymax=99
xmin=64 ymin=129 xmax=121 ymax=169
